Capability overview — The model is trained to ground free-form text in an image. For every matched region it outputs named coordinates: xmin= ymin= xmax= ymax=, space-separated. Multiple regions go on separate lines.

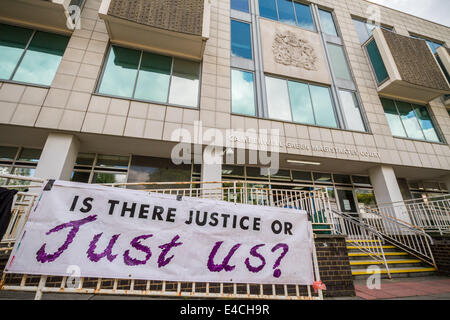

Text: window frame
xmin=71 ymin=153 xmax=131 ymax=185
xmin=0 ymin=24 xmax=69 ymax=88
xmin=231 ymin=18 xmax=254 ymax=61
xmin=0 ymin=146 xmax=42 ymax=186
xmin=264 ymin=73 xmax=340 ymax=129
xmin=259 ymin=0 xmax=317 ymax=33
xmin=230 ymin=67 xmax=258 ymax=117
xmin=96 ymin=43 xmax=202 ymax=109
xmin=317 ymin=8 xmax=339 ymax=38
xmin=364 ymin=38 xmax=390 ymax=86
xmin=381 ymin=97 xmax=444 ymax=144
xmin=231 ymin=0 xmax=250 ymax=13
xmin=352 ymin=17 xmax=394 ymax=44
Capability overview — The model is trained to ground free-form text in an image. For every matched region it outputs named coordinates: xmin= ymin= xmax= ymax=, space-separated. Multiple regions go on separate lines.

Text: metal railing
xmin=330 ymin=209 xmax=390 ymax=278
xmin=378 ymin=195 xmax=450 ymax=235
xmin=0 ymin=174 xmax=326 ymax=300
xmin=361 ymin=205 xmax=436 ymax=268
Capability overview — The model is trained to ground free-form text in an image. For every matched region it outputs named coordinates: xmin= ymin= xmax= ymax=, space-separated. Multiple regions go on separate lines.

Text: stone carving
xmin=272 ymin=30 xmax=318 ymax=71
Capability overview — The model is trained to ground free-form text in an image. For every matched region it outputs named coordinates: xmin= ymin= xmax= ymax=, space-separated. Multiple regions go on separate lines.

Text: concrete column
xmin=369 ymin=165 xmax=411 ymax=223
xmin=444 ymin=175 xmax=450 ymax=193
xmin=201 ymin=146 xmax=223 ymax=198
xmin=34 ymin=133 xmax=79 ymax=181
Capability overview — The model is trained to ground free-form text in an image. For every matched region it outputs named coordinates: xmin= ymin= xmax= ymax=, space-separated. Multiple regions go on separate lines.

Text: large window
xmin=98 ymin=45 xmax=200 ymax=108
xmin=259 ymin=0 xmax=315 ymax=31
xmin=128 ymin=156 xmax=197 ymax=190
xmin=381 ymin=98 xmax=442 ymax=143
xmin=265 ymin=75 xmax=338 ymax=128
xmin=365 ymin=39 xmax=389 ymax=84
xmin=0 ymin=23 xmax=69 ymax=86
xmin=71 ymin=153 xmax=130 ymax=185
xmin=0 ymin=146 xmax=42 ymax=186
xmin=352 ymin=18 xmax=393 ymax=44
xmin=231 ymin=69 xmax=256 ymax=116
xmin=231 ymin=20 xmax=253 ymax=60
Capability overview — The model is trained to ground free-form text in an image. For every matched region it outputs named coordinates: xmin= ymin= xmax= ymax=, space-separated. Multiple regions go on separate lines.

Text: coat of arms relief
xmin=272 ymin=30 xmax=318 ymax=71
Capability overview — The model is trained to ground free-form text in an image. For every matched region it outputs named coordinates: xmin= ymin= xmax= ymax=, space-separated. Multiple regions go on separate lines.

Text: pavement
xmin=350 ymin=276 xmax=450 ymax=300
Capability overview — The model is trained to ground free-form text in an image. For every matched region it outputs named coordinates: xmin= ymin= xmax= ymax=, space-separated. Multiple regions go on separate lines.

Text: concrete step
xmin=350 ymin=259 xmax=422 ymax=266
xmin=352 ymin=266 xmax=437 ymax=280
xmin=348 ymin=252 xmax=409 ymax=260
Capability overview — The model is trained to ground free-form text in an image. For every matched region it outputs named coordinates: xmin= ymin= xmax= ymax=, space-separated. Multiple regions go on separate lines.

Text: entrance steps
xmin=346 ymin=240 xmax=436 ymax=280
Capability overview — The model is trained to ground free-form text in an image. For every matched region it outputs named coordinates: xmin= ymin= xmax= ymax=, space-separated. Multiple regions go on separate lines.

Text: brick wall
xmin=314 ymin=235 xmax=355 ymax=298
xmin=430 ymin=235 xmax=450 ymax=276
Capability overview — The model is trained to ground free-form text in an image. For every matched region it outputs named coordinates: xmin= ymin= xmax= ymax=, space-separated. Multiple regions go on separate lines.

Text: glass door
xmin=336 ymin=188 xmax=358 ymax=218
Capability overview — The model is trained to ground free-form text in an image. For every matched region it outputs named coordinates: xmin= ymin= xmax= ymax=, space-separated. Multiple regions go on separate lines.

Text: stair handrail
xmin=330 ymin=209 xmax=391 ymax=278
xmin=362 ymin=205 xmax=436 ymax=268
xmin=365 ymin=206 xmax=434 ymax=244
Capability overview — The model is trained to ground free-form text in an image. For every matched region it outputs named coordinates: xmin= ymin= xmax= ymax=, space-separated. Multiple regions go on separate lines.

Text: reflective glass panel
xmin=353 ymin=19 xmax=370 ymax=44
xmin=309 ymin=85 xmax=337 ymax=128
xmin=294 ymin=2 xmax=314 ymax=31
xmin=381 ymin=98 xmax=407 ymax=138
xmin=288 ymin=81 xmax=315 ymax=125
xmin=259 ymin=0 xmax=278 ymax=20
xmin=413 ymin=104 xmax=441 ymax=142
xmin=319 ymin=10 xmax=338 ymax=37
xmin=0 ymin=146 xmax=18 ymax=161
xmin=327 ymin=43 xmax=352 ymax=81
xmin=134 ymin=52 xmax=172 ymax=103
xmin=366 ymin=39 xmax=389 ymax=84
xmin=396 ymin=101 xmax=425 ymax=140
xmin=265 ymin=76 xmax=292 ymax=121
xmin=75 ymin=153 xmax=95 ymax=166
xmin=13 ymin=31 xmax=69 ymax=86
xmin=339 ymin=90 xmax=365 ymax=132
xmin=96 ymin=154 xmax=129 ymax=168
xmin=231 ymin=69 xmax=256 ymax=116
xmin=276 ymin=0 xmax=296 ymax=26
xmin=71 ymin=171 xmax=90 ymax=183
xmin=168 ymin=59 xmax=200 ymax=107
xmin=0 ymin=24 xmax=33 ymax=80
xmin=98 ymin=46 xmax=140 ymax=98
xmin=231 ymin=20 xmax=253 ymax=60
xmin=18 ymin=148 xmax=41 ymax=163
xmin=92 ymin=172 xmax=127 ymax=184
xmin=231 ymin=0 xmax=249 ymax=13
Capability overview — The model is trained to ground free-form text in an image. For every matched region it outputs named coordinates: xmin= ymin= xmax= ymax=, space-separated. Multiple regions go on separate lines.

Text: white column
xmin=369 ymin=165 xmax=411 ymax=223
xmin=34 ymin=133 xmax=79 ymax=181
xmin=201 ymin=146 xmax=223 ymax=198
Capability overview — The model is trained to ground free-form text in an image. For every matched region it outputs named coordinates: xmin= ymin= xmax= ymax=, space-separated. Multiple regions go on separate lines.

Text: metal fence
xmin=331 ymin=210 xmax=390 ymax=278
xmin=362 ymin=206 xmax=436 ymax=268
xmin=381 ymin=195 xmax=450 ymax=235
xmin=0 ymin=175 xmax=328 ymax=300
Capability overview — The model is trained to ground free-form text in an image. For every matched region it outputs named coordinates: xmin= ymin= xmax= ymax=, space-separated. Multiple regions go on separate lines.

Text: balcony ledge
xmin=367 ymin=28 xmax=450 ymax=104
xmin=0 ymin=0 xmax=75 ymax=35
xmin=98 ymin=0 xmax=210 ymax=61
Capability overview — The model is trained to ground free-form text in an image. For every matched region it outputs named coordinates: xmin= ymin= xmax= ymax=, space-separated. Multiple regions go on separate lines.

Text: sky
xmin=368 ymin=0 xmax=450 ymax=27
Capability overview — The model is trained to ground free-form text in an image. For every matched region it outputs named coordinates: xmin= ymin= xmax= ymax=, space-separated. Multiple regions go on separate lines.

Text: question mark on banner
xmin=66 ymin=5 xmax=82 ymax=30
xmin=271 ymin=243 xmax=289 ymax=278
xmin=66 ymin=265 xmax=81 ymax=289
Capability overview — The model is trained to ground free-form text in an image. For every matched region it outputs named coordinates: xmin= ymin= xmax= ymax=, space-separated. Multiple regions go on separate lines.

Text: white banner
xmin=6 ymin=181 xmax=314 ymax=285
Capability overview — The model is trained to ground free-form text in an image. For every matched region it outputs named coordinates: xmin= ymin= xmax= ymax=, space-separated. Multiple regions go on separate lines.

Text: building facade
xmin=0 ymin=0 xmax=450 ymax=220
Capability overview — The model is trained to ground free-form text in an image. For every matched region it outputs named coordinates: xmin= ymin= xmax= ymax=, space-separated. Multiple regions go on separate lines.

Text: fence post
xmin=34 ymin=275 xmax=47 ymax=300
